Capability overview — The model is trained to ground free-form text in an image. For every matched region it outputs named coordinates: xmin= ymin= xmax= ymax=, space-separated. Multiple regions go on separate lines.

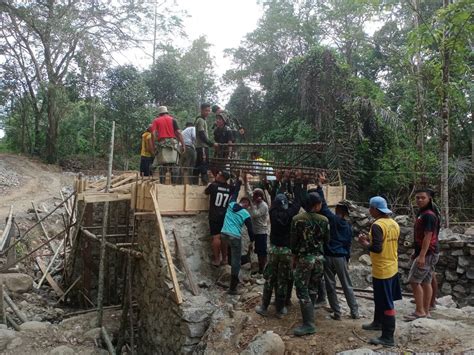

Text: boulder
xmin=0 ymin=329 xmax=16 ymax=352
xmin=437 ymin=295 xmax=457 ymax=308
xmin=83 ymin=327 xmax=101 ymax=341
xmin=358 ymin=254 xmax=372 ymax=266
xmin=0 ymin=273 xmax=33 ymax=293
xmin=242 ymin=331 xmax=285 ymax=355
xmin=19 ymin=321 xmax=50 ymax=331
xmin=464 ymin=226 xmax=474 ymax=236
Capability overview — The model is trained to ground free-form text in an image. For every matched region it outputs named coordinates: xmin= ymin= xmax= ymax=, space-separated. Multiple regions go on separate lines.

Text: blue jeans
xmin=221 ymin=233 xmax=242 ymax=277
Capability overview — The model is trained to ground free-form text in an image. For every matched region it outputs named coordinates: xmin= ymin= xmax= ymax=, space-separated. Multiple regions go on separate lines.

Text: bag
xmin=154 ymin=138 xmax=180 ymax=165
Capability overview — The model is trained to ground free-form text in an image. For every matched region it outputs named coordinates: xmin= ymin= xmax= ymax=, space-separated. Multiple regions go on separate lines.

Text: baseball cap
xmin=220 ymin=170 xmax=230 ymax=181
xmin=274 ymin=193 xmax=289 ymax=210
xmin=369 ymin=196 xmax=392 ymax=214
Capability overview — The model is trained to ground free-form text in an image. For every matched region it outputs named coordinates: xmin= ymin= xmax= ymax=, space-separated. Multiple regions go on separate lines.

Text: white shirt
xmin=182 ymin=127 xmax=196 ymax=148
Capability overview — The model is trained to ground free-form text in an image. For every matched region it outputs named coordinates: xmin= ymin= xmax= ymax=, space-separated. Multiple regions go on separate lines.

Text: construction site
xmin=0 ymin=141 xmax=474 ymax=355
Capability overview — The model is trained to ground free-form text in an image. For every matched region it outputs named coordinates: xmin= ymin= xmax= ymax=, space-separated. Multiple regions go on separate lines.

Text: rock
xmin=466 ymin=268 xmax=474 ymax=280
xmin=438 ymin=229 xmax=454 ymax=241
xmin=358 ymin=254 xmax=371 ymax=266
xmin=451 ymin=249 xmax=465 ymax=256
xmin=456 ymin=266 xmax=465 ymax=274
xmin=77 ymin=349 xmax=109 ymax=355
xmin=458 ymin=256 xmax=471 ymax=268
xmin=445 ymin=270 xmax=458 ymax=281
xmin=6 ymin=336 xmax=22 ymax=350
xmin=0 ymin=273 xmax=33 ymax=293
xmin=441 ymin=283 xmax=452 ymax=295
xmin=242 ymin=331 xmax=285 ymax=355
xmin=453 ymin=284 xmax=466 ymax=295
xmin=83 ymin=327 xmax=101 ymax=340
xmin=49 ymin=345 xmax=75 ymax=355
xmin=0 ymin=329 xmax=16 ymax=351
xmin=437 ymin=295 xmax=457 ymax=308
xmin=394 ymin=215 xmax=410 ymax=226
xmin=356 ymin=218 xmax=369 ymax=227
xmin=217 ymin=265 xmax=232 ymax=284
xmin=0 ymin=325 xmax=7 ymax=330
xmin=337 ymin=349 xmax=377 ymax=355
xmin=465 ymin=226 xmax=474 ymax=236
xmin=19 ymin=321 xmax=50 ymax=331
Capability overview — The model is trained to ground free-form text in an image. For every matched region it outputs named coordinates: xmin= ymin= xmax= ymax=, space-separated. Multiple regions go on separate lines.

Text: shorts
xmin=373 ymin=273 xmax=402 ymax=312
xmin=408 ymin=253 xmax=439 ymax=284
xmin=254 ymin=234 xmax=268 ymax=257
xmin=209 ymin=219 xmax=224 ymax=236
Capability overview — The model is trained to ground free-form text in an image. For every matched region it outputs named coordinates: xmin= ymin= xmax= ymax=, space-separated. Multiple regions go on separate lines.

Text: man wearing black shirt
xmin=406 ymin=188 xmax=440 ymax=320
xmin=204 ymin=171 xmax=237 ymax=267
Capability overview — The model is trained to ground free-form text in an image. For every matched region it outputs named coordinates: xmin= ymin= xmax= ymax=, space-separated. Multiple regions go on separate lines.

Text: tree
xmin=104 ymin=65 xmax=153 ymax=170
xmin=0 ymin=0 xmax=152 ymax=162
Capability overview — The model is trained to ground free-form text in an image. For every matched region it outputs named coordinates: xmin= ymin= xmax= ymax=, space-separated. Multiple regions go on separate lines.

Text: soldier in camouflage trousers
xmin=255 ymin=192 xmax=302 ymax=318
xmin=290 ymin=192 xmax=330 ymax=336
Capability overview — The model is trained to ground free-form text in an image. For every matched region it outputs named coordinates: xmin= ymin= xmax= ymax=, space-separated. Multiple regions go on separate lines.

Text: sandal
xmin=404 ymin=312 xmax=426 ymax=321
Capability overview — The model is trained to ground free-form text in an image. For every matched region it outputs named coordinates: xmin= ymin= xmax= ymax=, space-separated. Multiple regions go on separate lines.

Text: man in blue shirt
xmin=316 ymin=174 xmax=359 ymax=320
xmin=221 ymin=178 xmax=255 ymax=295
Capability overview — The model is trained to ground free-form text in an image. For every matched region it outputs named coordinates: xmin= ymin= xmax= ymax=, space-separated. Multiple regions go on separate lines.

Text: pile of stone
xmin=344 ymin=200 xmax=474 ymax=306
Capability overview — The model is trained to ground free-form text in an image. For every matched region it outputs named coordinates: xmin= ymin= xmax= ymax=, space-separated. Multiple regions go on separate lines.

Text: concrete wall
xmin=135 ymin=218 xmax=216 ymax=354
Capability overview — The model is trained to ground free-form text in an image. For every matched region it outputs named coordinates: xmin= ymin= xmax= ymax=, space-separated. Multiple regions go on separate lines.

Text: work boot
xmin=314 ymin=296 xmax=327 ymax=309
xmin=362 ymin=311 xmax=383 ymax=330
xmin=330 ymin=312 xmax=341 ymax=321
xmin=255 ymin=287 xmax=272 ymax=316
xmin=293 ymin=300 xmax=316 ymax=336
xmin=369 ymin=315 xmax=396 ymax=347
xmin=275 ymin=298 xmax=288 ymax=319
xmin=227 ymin=275 xmax=240 ymax=295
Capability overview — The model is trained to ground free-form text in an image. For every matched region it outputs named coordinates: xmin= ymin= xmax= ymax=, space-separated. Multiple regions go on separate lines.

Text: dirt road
xmin=0 ymin=153 xmax=73 ymax=220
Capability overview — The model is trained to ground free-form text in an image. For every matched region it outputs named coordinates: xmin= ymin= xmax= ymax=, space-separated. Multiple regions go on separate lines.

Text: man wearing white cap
xmin=358 ymin=196 xmax=401 ymax=347
xmin=151 ymin=106 xmax=185 ymax=179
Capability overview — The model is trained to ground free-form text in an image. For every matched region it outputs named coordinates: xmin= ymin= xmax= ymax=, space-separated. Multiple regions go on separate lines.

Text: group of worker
xmin=205 ymin=168 xmax=441 ymax=347
xmin=143 ymin=103 xmax=441 ymax=347
xmin=139 ymin=103 xmax=244 ymax=181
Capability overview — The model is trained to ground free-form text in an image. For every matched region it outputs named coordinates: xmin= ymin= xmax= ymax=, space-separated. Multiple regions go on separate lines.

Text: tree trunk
xmin=440 ymin=0 xmax=450 ymax=228
xmin=412 ymin=0 xmax=425 ymax=172
xmin=46 ymin=84 xmax=59 ymax=163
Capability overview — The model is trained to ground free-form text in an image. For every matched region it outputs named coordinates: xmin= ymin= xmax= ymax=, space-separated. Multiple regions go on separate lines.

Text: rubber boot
xmin=369 ymin=315 xmax=396 ymax=347
xmin=293 ymin=300 xmax=316 ymax=336
xmin=309 ymin=293 xmax=317 ymax=307
xmin=285 ymin=279 xmax=294 ymax=307
xmin=227 ymin=275 xmax=239 ymax=295
xmin=275 ymin=298 xmax=288 ymax=319
xmin=362 ymin=309 xmax=383 ymax=330
xmin=255 ymin=287 xmax=272 ymax=316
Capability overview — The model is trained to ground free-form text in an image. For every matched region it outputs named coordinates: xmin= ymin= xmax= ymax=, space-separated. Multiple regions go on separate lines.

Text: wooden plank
xmin=80 ymin=193 xmax=132 ymax=204
xmin=35 ymin=257 xmax=64 ymax=297
xmin=109 ymin=182 xmax=136 ymax=193
xmin=150 ymin=186 xmax=183 ymax=304
xmin=111 ymin=175 xmax=136 ymax=188
xmin=173 ymin=230 xmax=199 ymax=296
xmin=0 ymin=206 xmax=13 ymax=253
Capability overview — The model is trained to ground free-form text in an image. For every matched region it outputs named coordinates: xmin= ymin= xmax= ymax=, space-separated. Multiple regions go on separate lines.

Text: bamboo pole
xmin=3 ymin=290 xmax=28 ymax=323
xmin=97 ymin=121 xmax=115 ymax=328
xmin=1 ymin=193 xmax=74 ymax=257
xmin=36 ymin=238 xmax=65 ymax=289
xmin=81 ymin=229 xmax=142 ymax=258
xmin=101 ymin=326 xmax=117 ymax=355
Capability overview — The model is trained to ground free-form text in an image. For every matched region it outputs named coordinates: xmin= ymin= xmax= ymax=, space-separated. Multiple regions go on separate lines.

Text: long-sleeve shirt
xmin=290 ymin=212 xmax=330 ymax=257
xmin=316 ymin=186 xmax=353 ymax=258
xmin=221 ymin=180 xmax=255 ymax=239
xmin=249 ymin=201 xmax=269 ymax=235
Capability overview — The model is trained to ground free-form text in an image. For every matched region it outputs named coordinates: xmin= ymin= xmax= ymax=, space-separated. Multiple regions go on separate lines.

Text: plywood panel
xmin=185 ymin=185 xmax=209 ymax=211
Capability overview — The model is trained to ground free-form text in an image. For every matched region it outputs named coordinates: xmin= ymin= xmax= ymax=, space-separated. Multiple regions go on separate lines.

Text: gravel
xmin=0 ymin=160 xmax=22 ymax=195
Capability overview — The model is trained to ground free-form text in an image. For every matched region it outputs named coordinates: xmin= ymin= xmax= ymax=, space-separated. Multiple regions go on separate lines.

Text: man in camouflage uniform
xmin=255 ymin=192 xmax=302 ymax=318
xmin=290 ymin=192 xmax=330 ymax=336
